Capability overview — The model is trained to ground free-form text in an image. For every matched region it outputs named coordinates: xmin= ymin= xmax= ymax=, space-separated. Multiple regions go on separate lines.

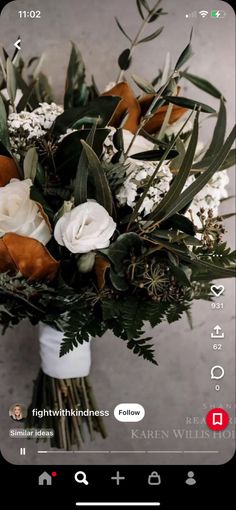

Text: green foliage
xmin=180 ymin=71 xmax=223 ymax=99
xmin=148 ymin=111 xmax=199 ymax=223
xmin=0 ymin=7 xmax=235 ymax=369
xmin=0 ymin=93 xmax=9 ymax=148
xmin=175 ymin=28 xmax=193 ymax=70
xmin=53 ymin=96 xmax=121 ymax=135
xmin=164 ymin=95 xmax=216 ymax=114
xmin=64 ymin=42 xmax=87 ymax=109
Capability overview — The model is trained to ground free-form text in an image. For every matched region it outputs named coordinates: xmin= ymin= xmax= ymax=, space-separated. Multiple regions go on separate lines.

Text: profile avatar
xmin=9 ymin=404 xmax=26 ymax=422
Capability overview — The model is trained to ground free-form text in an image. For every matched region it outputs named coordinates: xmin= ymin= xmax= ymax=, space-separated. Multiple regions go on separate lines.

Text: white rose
xmin=54 ymin=201 xmax=116 ymax=254
xmin=0 ymin=178 xmax=51 ymax=245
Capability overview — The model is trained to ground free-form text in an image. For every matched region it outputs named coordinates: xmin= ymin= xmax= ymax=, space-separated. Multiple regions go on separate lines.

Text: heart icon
xmin=210 ymin=285 xmax=224 ymax=297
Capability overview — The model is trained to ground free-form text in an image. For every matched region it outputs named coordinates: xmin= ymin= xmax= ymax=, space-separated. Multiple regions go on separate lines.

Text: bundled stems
xmin=25 ymin=371 xmax=107 ymax=450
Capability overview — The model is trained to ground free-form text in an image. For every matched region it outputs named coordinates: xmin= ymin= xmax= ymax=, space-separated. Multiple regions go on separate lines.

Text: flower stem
xmin=116 ymin=0 xmax=162 ymax=84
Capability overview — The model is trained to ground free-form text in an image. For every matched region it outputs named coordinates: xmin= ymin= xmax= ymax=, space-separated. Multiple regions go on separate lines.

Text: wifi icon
xmin=199 ymin=10 xmax=209 ymax=17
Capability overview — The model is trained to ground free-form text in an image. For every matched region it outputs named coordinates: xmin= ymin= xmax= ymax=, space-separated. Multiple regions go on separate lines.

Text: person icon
xmin=185 ymin=471 xmax=196 ymax=485
xmin=9 ymin=403 xmax=26 ymax=422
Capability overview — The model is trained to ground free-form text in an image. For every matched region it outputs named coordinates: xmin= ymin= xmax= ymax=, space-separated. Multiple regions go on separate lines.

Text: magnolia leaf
xmin=53 ymin=96 xmax=121 ymax=135
xmin=23 ymin=147 xmax=38 ymax=182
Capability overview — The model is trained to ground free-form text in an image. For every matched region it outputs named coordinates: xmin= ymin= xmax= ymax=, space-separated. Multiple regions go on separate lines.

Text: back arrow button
xmin=14 ymin=38 xmax=21 ymax=51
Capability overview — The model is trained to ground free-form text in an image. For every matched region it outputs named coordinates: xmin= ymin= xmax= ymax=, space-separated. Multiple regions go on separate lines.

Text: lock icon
xmin=148 ymin=471 xmax=161 ymax=485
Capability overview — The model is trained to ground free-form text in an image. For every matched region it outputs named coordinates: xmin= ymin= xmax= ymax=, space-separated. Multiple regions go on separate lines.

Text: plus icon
xmin=111 ymin=471 xmax=125 ymax=485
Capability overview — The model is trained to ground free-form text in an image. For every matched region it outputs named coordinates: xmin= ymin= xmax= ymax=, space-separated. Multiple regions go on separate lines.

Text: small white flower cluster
xmin=186 ymin=170 xmax=229 ymax=227
xmin=7 ymin=102 xmax=63 ymax=154
xmin=116 ymin=163 xmax=229 ymax=224
xmin=58 ymin=128 xmax=77 ymax=144
xmin=116 ymin=162 xmax=173 ymax=216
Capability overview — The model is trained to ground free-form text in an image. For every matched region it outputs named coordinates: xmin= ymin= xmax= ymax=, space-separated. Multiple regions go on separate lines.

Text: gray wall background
xmin=0 ymin=0 xmax=235 ymax=465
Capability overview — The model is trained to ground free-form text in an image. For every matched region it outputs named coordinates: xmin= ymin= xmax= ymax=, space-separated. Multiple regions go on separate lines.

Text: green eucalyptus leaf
xmin=16 ymin=81 xmax=36 ymax=112
xmin=148 ymin=8 xmax=168 ymax=22
xmin=136 ymin=0 xmax=145 ymax=19
xmin=219 ymin=149 xmax=236 ymax=170
xmin=130 ymin=149 xmax=179 ymax=161
xmin=74 ymin=123 xmax=97 ymax=206
xmin=0 ymin=93 xmax=9 ymax=148
xmin=128 ymin=110 xmax=194 ymax=227
xmin=118 ymin=48 xmax=132 ymax=70
xmin=180 ymin=71 xmax=224 ymax=99
xmin=148 ymin=111 xmax=199 ymax=222
xmin=56 ymin=128 xmax=109 ymax=185
xmin=80 ymin=139 xmax=113 ymax=215
xmin=132 ymin=74 xmax=156 ymax=94
xmin=137 ymin=26 xmax=164 ymax=44
xmin=170 ymin=138 xmax=186 ymax=172
xmin=193 ymin=99 xmax=226 ymax=168
xmin=175 ymin=28 xmax=193 ymax=70
xmin=23 ymin=147 xmax=38 ymax=182
xmin=115 ymin=17 xmax=132 ymax=42
xmin=164 ymin=95 xmax=216 ymax=114
xmin=161 ymin=124 xmax=236 ymax=221
xmin=34 ymin=72 xmax=54 ymax=103
xmin=64 ymin=42 xmax=86 ymax=109
xmin=6 ymin=58 xmax=16 ymax=105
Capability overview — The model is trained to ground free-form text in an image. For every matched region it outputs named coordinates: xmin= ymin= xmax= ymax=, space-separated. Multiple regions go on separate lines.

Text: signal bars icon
xmin=185 ymin=11 xmax=197 ymax=18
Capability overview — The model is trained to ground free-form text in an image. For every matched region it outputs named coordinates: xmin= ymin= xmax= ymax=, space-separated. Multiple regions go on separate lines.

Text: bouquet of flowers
xmin=0 ymin=0 xmax=235 ymax=449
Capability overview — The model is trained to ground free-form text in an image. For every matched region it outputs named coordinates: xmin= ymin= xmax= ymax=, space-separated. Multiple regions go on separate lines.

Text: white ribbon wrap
xmin=39 ymin=324 xmax=91 ymax=379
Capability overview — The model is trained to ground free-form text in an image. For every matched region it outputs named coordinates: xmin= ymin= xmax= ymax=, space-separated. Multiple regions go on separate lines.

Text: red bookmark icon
xmin=206 ymin=408 xmax=229 ymax=431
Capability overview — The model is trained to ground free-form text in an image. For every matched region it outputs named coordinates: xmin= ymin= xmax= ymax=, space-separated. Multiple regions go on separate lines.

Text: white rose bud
xmin=54 ymin=201 xmax=116 ymax=254
xmin=0 ymin=178 xmax=51 ymax=245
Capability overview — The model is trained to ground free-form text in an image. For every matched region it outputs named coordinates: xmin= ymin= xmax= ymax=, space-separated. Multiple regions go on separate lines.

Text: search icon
xmin=210 ymin=365 xmax=225 ymax=380
xmin=74 ymin=471 xmax=89 ymax=485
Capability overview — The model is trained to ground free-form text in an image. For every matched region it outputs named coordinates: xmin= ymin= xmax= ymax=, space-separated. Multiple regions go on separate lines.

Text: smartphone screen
xmin=0 ymin=0 xmax=235 ymax=507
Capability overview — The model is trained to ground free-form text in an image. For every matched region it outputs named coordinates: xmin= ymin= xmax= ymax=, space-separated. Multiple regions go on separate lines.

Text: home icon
xmin=38 ymin=471 xmax=52 ymax=486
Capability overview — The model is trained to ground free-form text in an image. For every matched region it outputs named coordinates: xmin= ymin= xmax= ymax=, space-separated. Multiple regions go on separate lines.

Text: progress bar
xmin=75 ymin=504 xmax=160 ymax=507
xmin=37 ymin=450 xmax=219 ymax=454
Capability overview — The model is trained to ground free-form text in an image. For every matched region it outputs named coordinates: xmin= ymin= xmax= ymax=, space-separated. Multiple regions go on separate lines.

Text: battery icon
xmin=211 ymin=10 xmax=226 ymax=18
